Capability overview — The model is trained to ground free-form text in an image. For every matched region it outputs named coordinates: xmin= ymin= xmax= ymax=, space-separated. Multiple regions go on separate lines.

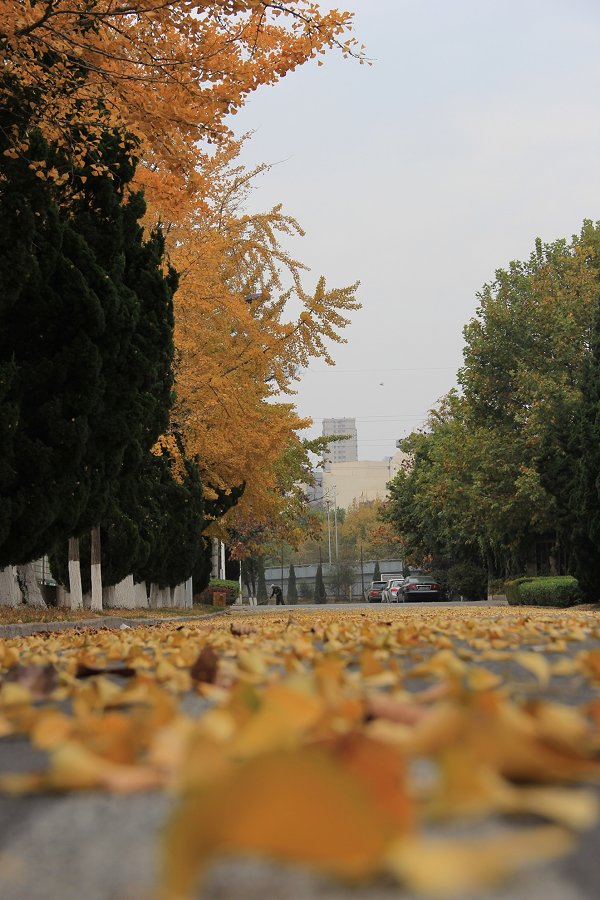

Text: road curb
xmin=0 ymin=610 xmax=229 ymax=640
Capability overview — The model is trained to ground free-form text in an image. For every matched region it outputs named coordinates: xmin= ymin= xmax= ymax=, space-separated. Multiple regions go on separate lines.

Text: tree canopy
xmin=385 ymin=224 xmax=600 ymax=578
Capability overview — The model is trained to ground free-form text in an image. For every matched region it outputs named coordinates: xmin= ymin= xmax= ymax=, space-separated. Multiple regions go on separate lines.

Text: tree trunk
xmin=184 ymin=577 xmax=193 ymax=609
xmin=90 ymin=526 xmax=103 ymax=611
xmin=134 ymin=581 xmax=148 ymax=609
xmin=149 ymin=583 xmax=169 ymax=608
xmin=0 ymin=566 xmax=22 ymax=608
xmin=102 ymin=584 xmax=116 ymax=608
xmin=56 ymin=585 xmax=70 ymax=608
xmin=171 ymin=583 xmax=186 ymax=608
xmin=68 ymin=538 xmax=83 ymax=610
xmin=114 ymin=574 xmax=136 ymax=609
xmin=16 ymin=563 xmax=47 ymax=608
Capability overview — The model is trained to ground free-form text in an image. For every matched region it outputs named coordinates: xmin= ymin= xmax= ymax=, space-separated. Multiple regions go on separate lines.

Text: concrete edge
xmin=0 ymin=610 xmax=229 ymax=640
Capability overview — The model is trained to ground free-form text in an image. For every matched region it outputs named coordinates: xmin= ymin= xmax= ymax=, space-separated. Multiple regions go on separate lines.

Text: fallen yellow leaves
xmin=1 ymin=605 xmax=600 ymax=899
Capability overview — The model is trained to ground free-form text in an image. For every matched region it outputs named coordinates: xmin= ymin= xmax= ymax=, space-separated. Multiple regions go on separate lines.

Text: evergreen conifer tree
xmin=0 ymin=87 xmax=178 ymax=592
xmin=373 ymin=559 xmax=381 ymax=580
xmin=314 ymin=562 xmax=327 ymax=604
xmin=287 ymin=563 xmax=298 ymax=605
xmin=0 ymin=122 xmax=107 ymax=565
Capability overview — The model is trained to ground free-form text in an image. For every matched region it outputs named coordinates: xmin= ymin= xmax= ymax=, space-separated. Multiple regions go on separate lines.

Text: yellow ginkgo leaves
xmin=1 ymin=605 xmax=600 ymax=899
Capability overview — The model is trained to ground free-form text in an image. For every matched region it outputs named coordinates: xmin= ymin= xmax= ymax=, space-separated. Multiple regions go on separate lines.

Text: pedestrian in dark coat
xmin=270 ymin=585 xmax=285 ymax=605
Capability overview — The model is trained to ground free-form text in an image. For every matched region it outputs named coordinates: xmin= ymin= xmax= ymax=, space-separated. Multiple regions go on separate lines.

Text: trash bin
xmin=212 ymin=589 xmax=228 ymax=607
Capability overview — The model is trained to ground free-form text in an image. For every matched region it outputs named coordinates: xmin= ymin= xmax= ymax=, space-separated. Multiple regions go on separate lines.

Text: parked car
xmin=364 ymin=580 xmax=388 ymax=602
xmin=398 ymin=575 xmax=441 ymax=601
xmin=382 ymin=578 xmax=406 ymax=602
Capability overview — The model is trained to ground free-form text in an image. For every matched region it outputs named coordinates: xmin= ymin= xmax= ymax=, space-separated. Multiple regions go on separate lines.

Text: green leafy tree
xmin=287 ymin=563 xmax=298 ymax=605
xmin=386 ymin=225 xmax=600 ymax=579
xmin=372 ymin=560 xmax=381 ymax=581
xmin=257 ymin=557 xmax=268 ymax=605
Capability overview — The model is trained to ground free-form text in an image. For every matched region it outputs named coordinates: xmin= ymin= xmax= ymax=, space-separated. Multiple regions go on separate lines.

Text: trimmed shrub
xmin=518 ymin=576 xmax=582 ymax=608
xmin=504 ymin=577 xmax=534 ymax=606
xmin=195 ymin=578 xmax=239 ymax=605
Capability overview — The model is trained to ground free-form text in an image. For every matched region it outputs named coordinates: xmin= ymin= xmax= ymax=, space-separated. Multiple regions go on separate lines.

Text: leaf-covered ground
xmin=0 ymin=605 xmax=216 ymax=625
xmin=1 ymin=605 xmax=599 ymax=900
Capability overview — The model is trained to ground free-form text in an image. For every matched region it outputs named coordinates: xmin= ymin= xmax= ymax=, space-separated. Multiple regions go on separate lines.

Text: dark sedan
xmin=398 ymin=575 xmax=441 ymax=601
xmin=365 ymin=580 xmax=388 ymax=602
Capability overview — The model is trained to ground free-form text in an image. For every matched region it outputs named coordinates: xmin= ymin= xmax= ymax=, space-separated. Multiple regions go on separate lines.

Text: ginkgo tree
xmin=165 ymin=139 xmax=360 ymax=546
xmin=1 ymin=0 xmax=363 ymax=211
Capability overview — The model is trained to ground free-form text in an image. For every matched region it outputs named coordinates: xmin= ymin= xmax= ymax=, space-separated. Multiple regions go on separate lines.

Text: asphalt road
xmin=1 ymin=602 xmax=599 ymax=900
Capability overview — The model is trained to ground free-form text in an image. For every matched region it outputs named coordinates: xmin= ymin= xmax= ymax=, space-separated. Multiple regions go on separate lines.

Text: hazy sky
xmin=232 ymin=0 xmax=600 ymax=460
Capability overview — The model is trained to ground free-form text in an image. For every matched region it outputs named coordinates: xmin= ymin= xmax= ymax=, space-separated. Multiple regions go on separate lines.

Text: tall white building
xmin=322 ymin=417 xmax=358 ymax=470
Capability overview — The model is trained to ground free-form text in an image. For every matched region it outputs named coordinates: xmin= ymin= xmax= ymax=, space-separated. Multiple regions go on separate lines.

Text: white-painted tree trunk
xmin=171 ymin=583 xmax=186 ymax=608
xmin=102 ymin=584 xmax=116 ymax=608
xmin=68 ymin=538 xmax=83 ymax=610
xmin=56 ymin=585 xmax=70 ymax=608
xmin=114 ymin=574 xmax=136 ymax=609
xmin=134 ymin=580 xmax=148 ymax=609
xmin=149 ymin=583 xmax=169 ymax=608
xmin=90 ymin=526 xmax=103 ymax=611
xmin=82 ymin=592 xmax=91 ymax=609
xmin=16 ymin=563 xmax=47 ymax=608
xmin=184 ymin=577 xmax=193 ymax=609
xmin=0 ymin=566 xmax=22 ymax=607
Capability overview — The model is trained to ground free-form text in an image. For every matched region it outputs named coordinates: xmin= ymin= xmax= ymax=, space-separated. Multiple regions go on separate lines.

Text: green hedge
xmin=504 ymin=577 xmax=534 ymax=605
xmin=506 ymin=576 xmax=581 ymax=608
xmin=195 ymin=579 xmax=240 ymax=605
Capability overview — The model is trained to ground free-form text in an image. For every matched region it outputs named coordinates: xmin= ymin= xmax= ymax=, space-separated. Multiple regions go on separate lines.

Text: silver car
xmin=382 ymin=578 xmax=406 ymax=602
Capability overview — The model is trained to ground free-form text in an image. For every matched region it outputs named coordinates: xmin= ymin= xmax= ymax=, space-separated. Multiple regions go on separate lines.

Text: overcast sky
xmin=231 ymin=0 xmax=600 ymax=461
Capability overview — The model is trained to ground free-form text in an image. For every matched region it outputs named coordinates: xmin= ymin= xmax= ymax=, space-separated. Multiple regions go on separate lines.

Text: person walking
xmin=270 ymin=584 xmax=285 ymax=605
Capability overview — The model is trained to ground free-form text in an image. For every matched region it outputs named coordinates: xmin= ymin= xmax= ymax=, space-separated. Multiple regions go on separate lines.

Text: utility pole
xmin=333 ymin=485 xmax=339 ymax=561
xmin=360 ymin=545 xmax=365 ymax=597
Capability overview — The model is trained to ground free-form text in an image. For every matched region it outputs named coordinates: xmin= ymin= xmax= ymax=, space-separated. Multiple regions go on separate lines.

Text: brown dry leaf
xmin=190 ymin=646 xmax=219 ymax=684
xmin=230 ymin=622 xmax=258 ymax=637
xmin=75 ymin=662 xmax=137 ymax=679
xmin=4 ymin=663 xmax=58 ymax=697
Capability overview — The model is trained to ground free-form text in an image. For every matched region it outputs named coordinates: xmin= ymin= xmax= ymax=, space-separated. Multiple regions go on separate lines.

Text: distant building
xmin=322 ymin=417 xmax=358 ymax=470
xmin=322 ymin=450 xmax=408 ymax=510
xmin=304 ymin=468 xmax=324 ymax=509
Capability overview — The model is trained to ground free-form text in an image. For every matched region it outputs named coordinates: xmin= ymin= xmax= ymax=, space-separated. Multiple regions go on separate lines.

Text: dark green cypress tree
xmin=0 ymin=125 xmax=107 ymax=564
xmin=314 ymin=562 xmax=327 ymax=604
xmin=0 ymin=83 xmax=177 ymax=572
xmin=287 ymin=563 xmax=298 ymax=605
xmin=373 ymin=559 xmax=381 ymax=581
